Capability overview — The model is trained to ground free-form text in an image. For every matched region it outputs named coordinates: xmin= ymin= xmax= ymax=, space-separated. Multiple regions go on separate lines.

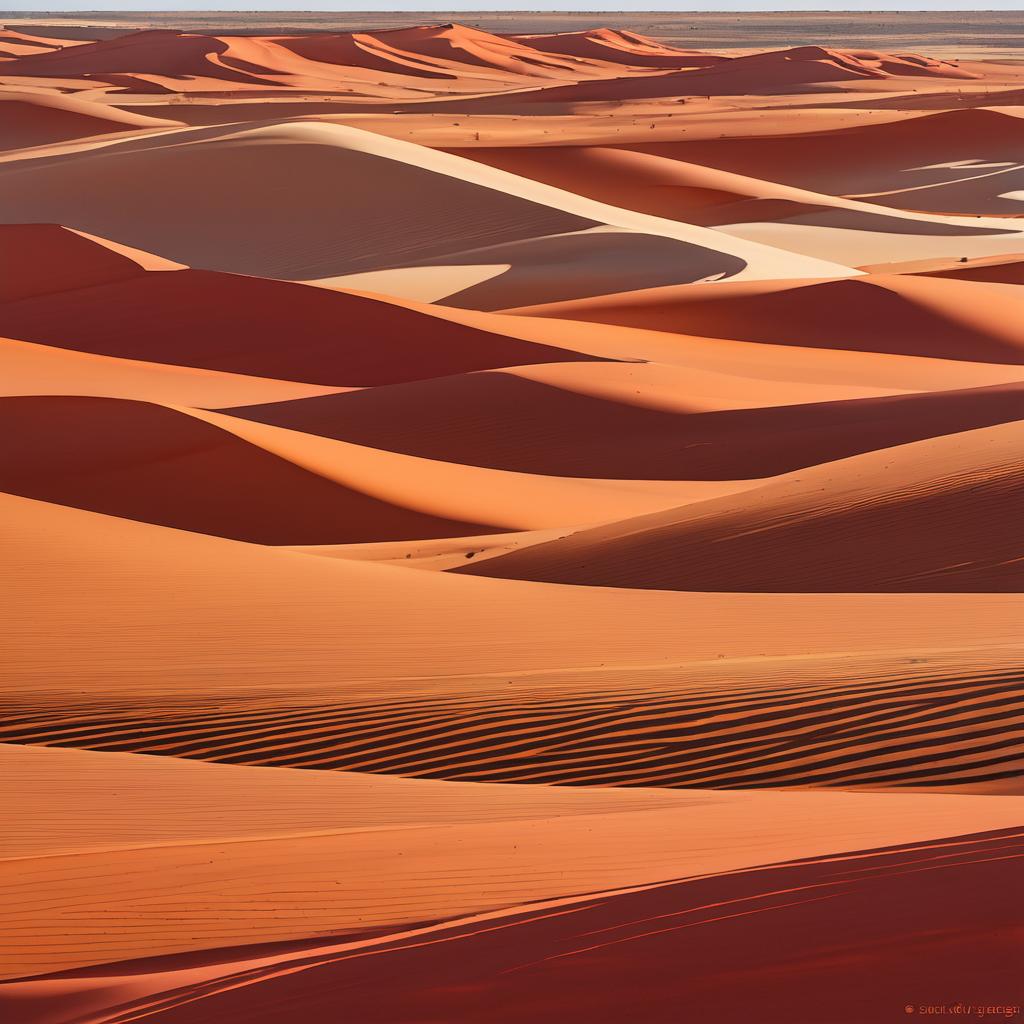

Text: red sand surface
xmin=1 ymin=20 xmax=1022 ymax=1024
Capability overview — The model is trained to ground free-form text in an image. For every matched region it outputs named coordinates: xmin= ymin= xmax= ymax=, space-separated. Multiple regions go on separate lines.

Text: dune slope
xmin=460 ymin=421 xmax=1024 ymax=591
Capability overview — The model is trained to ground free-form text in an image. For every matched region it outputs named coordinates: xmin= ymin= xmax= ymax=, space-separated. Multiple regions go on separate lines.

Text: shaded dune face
xmin=0 ymin=265 xmax=595 ymax=386
xmin=512 ymin=275 xmax=1024 ymax=364
xmin=0 ymin=397 xmax=497 ymax=543
xmin=5 ymin=829 xmax=1020 ymax=1024
xmin=229 ymin=377 xmax=1024 ymax=479
xmin=2 ymin=20 xmax=1023 ymax=1023
xmin=458 ymin=421 xmax=1024 ymax=592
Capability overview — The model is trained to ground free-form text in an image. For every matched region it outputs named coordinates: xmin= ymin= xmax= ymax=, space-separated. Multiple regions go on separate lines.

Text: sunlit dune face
xmin=1 ymin=15 xmax=1022 ymax=1024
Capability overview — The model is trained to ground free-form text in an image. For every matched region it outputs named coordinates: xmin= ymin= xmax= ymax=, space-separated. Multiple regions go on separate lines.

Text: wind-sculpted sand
xmin=1 ymin=18 xmax=1021 ymax=1024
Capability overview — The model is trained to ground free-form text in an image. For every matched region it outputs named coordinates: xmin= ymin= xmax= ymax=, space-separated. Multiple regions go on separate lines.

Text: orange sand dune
xmin=0 ymin=393 xmax=755 ymax=538
xmin=0 ymin=28 xmax=80 ymax=58
xmin=517 ymin=44 xmax=980 ymax=104
xmin=461 ymin=420 xmax=1024 ymax=591
xmin=347 ymin=23 xmax=617 ymax=80
xmin=861 ymin=252 xmax=1024 ymax=285
xmin=512 ymin=273 xmax=1024 ymax=363
xmin=508 ymin=28 xmax=727 ymax=69
xmin=0 ymin=90 xmax=179 ymax=150
xmin=0 ymin=335 xmax=346 ymax=408
xmin=227 ymin=372 xmax=1024 ymax=479
xmin=0 ymin=396 xmax=499 ymax=543
xmin=191 ymin=405 xmax=763 ymax=530
xmin=453 ymin=304 xmax=1024 ymax=394
xmin=1 ymin=490 xmax=1021 ymax=794
xmin=0 ymin=264 xmax=594 ymax=387
xmin=0 ymin=24 xmax=656 ymax=100
xmin=15 ymin=829 xmax=1017 ymax=1024
xmin=0 ymin=119 xmax=854 ymax=289
xmin=447 ymin=143 xmax=839 ymax=226
xmin=622 ymin=107 xmax=1024 ymax=207
xmin=291 ymin=528 xmax=571 ymax=571
xmin=0 ymin=29 xmax=304 ymax=90
xmin=4 ymin=489 xmax=1019 ymax=700
xmin=1 ymin=742 xmax=1022 ymax=985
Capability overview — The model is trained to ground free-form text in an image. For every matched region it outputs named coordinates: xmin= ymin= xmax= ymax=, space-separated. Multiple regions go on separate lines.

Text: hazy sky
xmin=3 ymin=1 xmax=1022 ymax=10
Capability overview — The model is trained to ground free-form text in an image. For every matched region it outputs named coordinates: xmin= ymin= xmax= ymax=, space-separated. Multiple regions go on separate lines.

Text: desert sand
xmin=1 ymin=15 xmax=1022 ymax=1024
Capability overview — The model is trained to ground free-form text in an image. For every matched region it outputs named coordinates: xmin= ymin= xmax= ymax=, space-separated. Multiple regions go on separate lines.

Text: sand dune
xmin=0 ymin=120 xmax=854 ymax=290
xmin=0 ymin=222 xmax=166 ymax=302
xmin=516 ymin=45 xmax=980 ymax=104
xmin=0 ymin=396 xmax=501 ymax=543
xmin=0 ymin=262 xmax=593 ymax=386
xmin=0 ymin=27 xmax=79 ymax=58
xmin=624 ymin=107 xmax=1024 ymax=195
xmin=2 ymin=742 xmax=1022 ymax=985
xmin=0 ymin=90 xmax=179 ymax=150
xmin=512 ymin=273 xmax=1024 ymax=363
xmin=228 ymin=372 xmax=1024 ymax=479
xmin=2 ymin=491 xmax=1021 ymax=796
xmin=509 ymin=27 xmax=726 ymax=68
xmin=14 ymin=828 xmax=1014 ymax=1024
xmin=461 ymin=419 xmax=1024 ymax=591
xmin=0 ymin=335 xmax=346 ymax=408
xmin=4 ymin=489 xmax=1019 ymax=697
xmin=861 ymin=252 xmax=1024 ymax=285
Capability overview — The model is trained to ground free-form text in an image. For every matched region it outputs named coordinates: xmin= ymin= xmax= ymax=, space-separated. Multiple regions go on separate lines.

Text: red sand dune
xmin=227 ymin=374 xmax=1024 ymax=480
xmin=0 ymin=334 xmax=347 ymax=408
xmin=0 ymin=255 xmax=595 ymax=386
xmin=0 ymin=118 xmax=853 ymax=290
xmin=620 ymin=107 xmax=1024 ymax=200
xmin=517 ymin=44 xmax=980 ymax=103
xmin=7 ymin=828 xmax=1018 ymax=1024
xmin=0 ymin=27 xmax=79 ymax=57
xmin=0 ymin=396 xmax=504 ymax=543
xmin=512 ymin=273 xmax=1024 ymax=363
xmin=0 ymin=90 xmax=179 ymax=150
xmin=508 ymin=27 xmax=727 ymax=68
xmin=0 ymin=223 xmax=164 ymax=302
xmin=3 ymin=740 xmax=1022 ymax=991
xmin=861 ymin=252 xmax=1024 ymax=285
xmin=460 ymin=420 xmax=1024 ymax=591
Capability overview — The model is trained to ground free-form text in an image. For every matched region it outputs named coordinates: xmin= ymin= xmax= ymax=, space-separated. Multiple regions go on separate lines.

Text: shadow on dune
xmin=11 ymin=829 xmax=1020 ymax=1024
xmin=0 ymin=396 xmax=497 ymax=543
xmin=229 ymin=377 xmax=1024 ymax=480
xmin=428 ymin=230 xmax=747 ymax=310
xmin=0 ymin=268 xmax=594 ymax=386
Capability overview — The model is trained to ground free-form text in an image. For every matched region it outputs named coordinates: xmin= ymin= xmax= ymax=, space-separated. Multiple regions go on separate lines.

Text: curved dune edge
xmin=508 ymin=273 xmax=1024 ymax=364
xmin=225 ymin=370 xmax=1024 ymax=480
xmin=0 ymin=395 xmax=755 ymax=539
xmin=0 ymin=90 xmax=181 ymax=151
xmin=0 ymin=119 xmax=858 ymax=289
xmin=0 ymin=396 xmax=509 ymax=544
xmin=3 ymin=490 xmax=1021 ymax=697
xmin=289 ymin=528 xmax=575 ymax=571
xmin=10 ymin=828 xmax=1018 ymax=1024
xmin=0 ymin=223 xmax=180 ymax=304
xmin=0 ymin=259 xmax=597 ymax=388
xmin=2 ymin=491 xmax=1021 ymax=793
xmin=0 ymin=335 xmax=349 ymax=408
xmin=457 ymin=418 xmax=1024 ymax=590
xmin=1 ymin=742 xmax=1022 ymax=985
xmin=859 ymin=252 xmax=1024 ymax=285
